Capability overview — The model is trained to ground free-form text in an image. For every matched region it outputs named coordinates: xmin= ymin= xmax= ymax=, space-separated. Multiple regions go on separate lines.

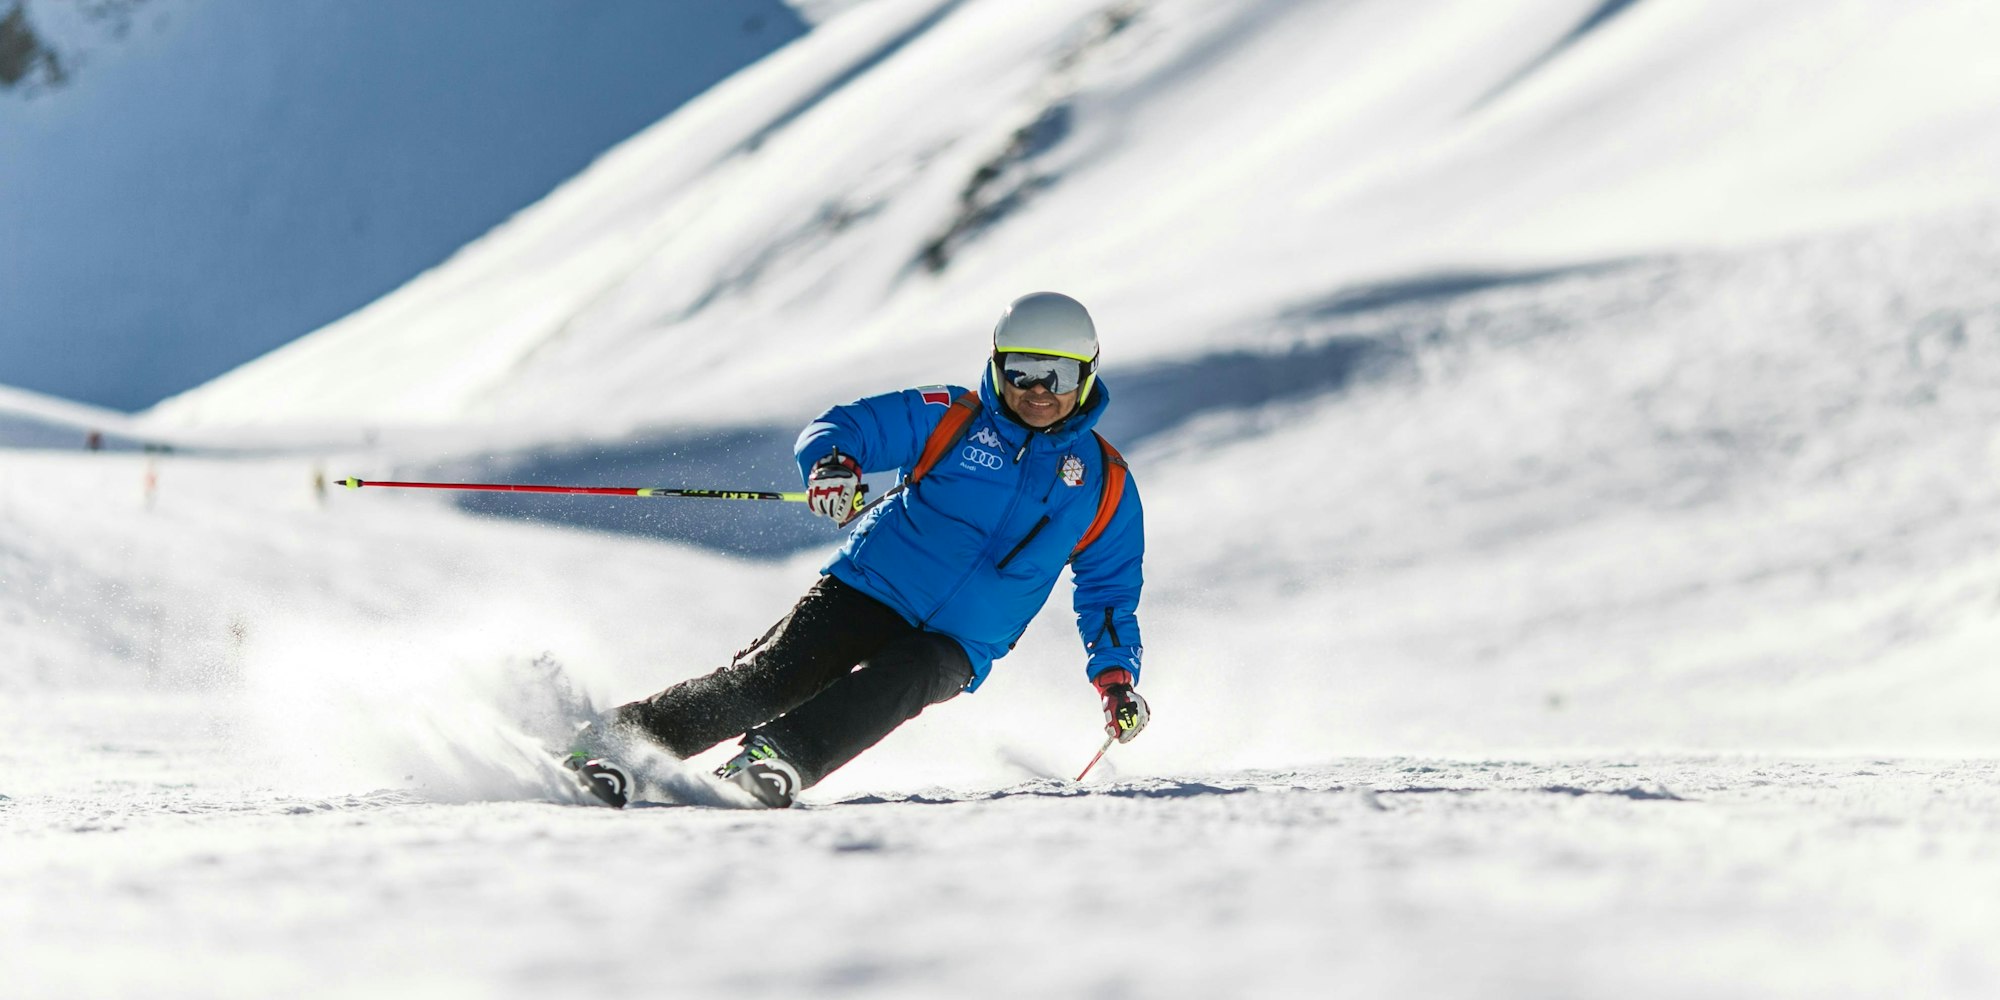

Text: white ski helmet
xmin=991 ymin=291 xmax=1100 ymax=403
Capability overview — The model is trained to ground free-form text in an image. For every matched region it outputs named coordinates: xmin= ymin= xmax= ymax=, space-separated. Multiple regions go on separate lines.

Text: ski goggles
xmin=997 ymin=352 xmax=1092 ymax=394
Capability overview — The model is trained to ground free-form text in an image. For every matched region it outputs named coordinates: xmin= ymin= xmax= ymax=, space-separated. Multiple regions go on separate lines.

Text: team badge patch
xmin=1061 ymin=454 xmax=1086 ymax=487
xmin=918 ymin=385 xmax=952 ymax=406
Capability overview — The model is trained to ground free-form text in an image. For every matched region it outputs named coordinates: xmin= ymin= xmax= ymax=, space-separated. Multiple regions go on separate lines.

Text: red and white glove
xmin=1093 ymin=668 xmax=1149 ymax=743
xmin=806 ymin=449 xmax=862 ymax=523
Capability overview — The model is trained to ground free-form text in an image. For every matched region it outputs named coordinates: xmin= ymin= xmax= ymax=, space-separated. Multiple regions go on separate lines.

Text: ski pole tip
xmin=338 ymin=477 xmax=363 ymax=489
xmin=1075 ymin=734 xmax=1117 ymax=782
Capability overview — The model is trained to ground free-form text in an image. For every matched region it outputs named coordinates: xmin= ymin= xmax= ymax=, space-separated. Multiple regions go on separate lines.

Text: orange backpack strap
xmin=1070 ymin=432 xmax=1128 ymax=561
xmin=909 ymin=392 xmax=982 ymax=485
xmin=910 ymin=396 xmax=1127 ymax=559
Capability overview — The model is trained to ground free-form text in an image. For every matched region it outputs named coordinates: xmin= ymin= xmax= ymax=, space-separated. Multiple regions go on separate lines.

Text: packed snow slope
xmin=148 ymin=0 xmax=2000 ymax=434
xmin=0 ymin=0 xmax=805 ymax=411
xmin=10 ymin=719 xmax=2000 ymax=1000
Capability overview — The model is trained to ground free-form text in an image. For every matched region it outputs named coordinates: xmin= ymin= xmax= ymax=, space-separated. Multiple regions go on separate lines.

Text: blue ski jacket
xmin=794 ymin=367 xmax=1144 ymax=692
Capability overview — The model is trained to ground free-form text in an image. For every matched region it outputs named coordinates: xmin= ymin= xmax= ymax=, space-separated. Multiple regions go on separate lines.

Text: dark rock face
xmin=3 ymin=0 xmax=150 ymax=93
xmin=0 ymin=2 xmax=65 ymax=91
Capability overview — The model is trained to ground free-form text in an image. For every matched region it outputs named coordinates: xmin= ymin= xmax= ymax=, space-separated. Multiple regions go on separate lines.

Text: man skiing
xmin=569 ymin=291 xmax=1148 ymax=808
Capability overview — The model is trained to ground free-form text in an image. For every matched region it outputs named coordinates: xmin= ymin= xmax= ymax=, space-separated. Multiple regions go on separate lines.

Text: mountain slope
xmin=146 ymin=0 xmax=2000 ymax=434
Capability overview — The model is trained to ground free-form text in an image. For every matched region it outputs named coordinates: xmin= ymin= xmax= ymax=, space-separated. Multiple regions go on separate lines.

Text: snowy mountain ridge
xmin=144 ymin=0 xmax=2000 ymax=437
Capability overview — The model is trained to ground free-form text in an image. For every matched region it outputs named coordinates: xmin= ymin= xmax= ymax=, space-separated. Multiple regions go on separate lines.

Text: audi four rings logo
xmin=961 ymin=446 xmax=1005 ymax=469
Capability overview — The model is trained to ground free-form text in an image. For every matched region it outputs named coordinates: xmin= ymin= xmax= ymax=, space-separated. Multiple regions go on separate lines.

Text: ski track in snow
xmin=6 ymin=694 xmax=1998 ymax=998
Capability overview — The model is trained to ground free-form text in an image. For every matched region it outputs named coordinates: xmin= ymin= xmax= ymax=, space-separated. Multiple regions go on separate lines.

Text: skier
xmin=568 ymin=291 xmax=1149 ymax=808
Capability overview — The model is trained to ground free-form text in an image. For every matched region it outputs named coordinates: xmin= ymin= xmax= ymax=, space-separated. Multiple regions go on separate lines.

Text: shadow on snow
xmin=827 ymin=779 xmax=1690 ymax=807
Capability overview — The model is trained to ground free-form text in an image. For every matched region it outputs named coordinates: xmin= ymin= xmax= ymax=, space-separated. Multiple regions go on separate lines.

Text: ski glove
xmin=806 ymin=449 xmax=862 ymax=523
xmin=1093 ymin=668 xmax=1149 ymax=743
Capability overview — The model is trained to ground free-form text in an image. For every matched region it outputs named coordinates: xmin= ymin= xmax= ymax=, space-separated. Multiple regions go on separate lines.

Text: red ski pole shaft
xmin=334 ymin=477 xmax=838 ymax=503
xmin=1075 ymin=734 xmax=1116 ymax=782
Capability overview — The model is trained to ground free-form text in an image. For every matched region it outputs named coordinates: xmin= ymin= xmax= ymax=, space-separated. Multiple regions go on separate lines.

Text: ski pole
xmin=333 ymin=477 xmax=860 ymax=504
xmin=335 ymin=477 xmax=878 ymax=524
xmin=844 ymin=482 xmax=902 ymax=523
xmin=1075 ymin=734 xmax=1116 ymax=782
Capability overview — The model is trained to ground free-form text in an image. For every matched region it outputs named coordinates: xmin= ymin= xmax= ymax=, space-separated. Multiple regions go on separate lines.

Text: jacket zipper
xmin=918 ymin=415 xmax=1035 ymax=625
xmin=996 ymin=516 xmax=1050 ymax=571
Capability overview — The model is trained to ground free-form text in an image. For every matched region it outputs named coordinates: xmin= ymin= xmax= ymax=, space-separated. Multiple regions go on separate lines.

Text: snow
xmin=140 ymin=0 xmax=2000 ymax=433
xmin=7 ymin=0 xmax=2000 ymax=995
xmin=0 ymin=382 xmax=143 ymax=450
xmin=9 ymin=694 xmax=2000 ymax=998
xmin=786 ymin=0 xmax=886 ymax=26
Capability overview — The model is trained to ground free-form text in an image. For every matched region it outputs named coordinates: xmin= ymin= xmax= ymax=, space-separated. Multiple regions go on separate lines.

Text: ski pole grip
xmin=836 ymin=482 xmax=898 ymax=527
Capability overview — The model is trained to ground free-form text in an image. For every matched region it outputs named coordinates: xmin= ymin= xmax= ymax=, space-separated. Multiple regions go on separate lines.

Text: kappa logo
xmin=1061 ymin=454 xmax=1086 ymax=487
xmin=961 ymin=425 xmax=1007 ymax=471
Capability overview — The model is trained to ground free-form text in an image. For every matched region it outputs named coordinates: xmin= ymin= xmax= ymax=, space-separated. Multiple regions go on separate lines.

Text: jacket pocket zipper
xmin=996 ymin=515 xmax=1050 ymax=571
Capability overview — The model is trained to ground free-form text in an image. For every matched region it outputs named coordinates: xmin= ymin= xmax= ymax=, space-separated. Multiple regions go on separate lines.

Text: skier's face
xmin=1001 ymin=380 xmax=1078 ymax=428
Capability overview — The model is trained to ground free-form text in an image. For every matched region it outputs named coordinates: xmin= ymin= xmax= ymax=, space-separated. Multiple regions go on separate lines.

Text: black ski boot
xmin=715 ymin=735 xmax=801 ymax=809
xmin=564 ymin=720 xmax=635 ymax=808
xmin=566 ymin=755 xmax=633 ymax=808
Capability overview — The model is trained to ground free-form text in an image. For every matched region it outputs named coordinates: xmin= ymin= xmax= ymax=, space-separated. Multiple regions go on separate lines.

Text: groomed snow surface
xmin=11 ymin=693 xmax=2000 ymax=999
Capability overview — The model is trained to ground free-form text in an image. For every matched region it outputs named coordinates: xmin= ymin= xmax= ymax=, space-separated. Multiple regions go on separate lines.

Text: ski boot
xmin=715 ymin=735 xmax=802 ymax=809
xmin=564 ymin=720 xmax=635 ymax=809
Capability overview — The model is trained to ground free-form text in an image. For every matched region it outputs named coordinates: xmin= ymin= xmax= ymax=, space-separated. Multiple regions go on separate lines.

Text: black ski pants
xmin=611 ymin=576 xmax=972 ymax=788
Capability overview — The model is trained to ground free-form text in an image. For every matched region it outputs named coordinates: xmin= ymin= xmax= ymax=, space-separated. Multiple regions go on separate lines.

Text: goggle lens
xmin=1000 ymin=353 xmax=1086 ymax=394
